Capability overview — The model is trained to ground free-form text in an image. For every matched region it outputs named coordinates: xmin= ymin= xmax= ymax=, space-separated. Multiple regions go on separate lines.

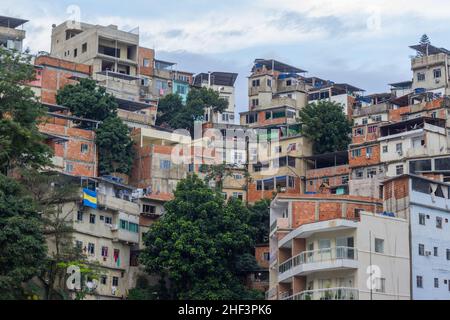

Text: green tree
xmin=0 ymin=174 xmax=47 ymax=300
xmin=56 ymin=78 xmax=118 ymax=122
xmin=156 ymin=87 xmax=228 ymax=134
xmin=96 ymin=116 xmax=134 ymax=176
xmin=56 ymin=78 xmax=134 ymax=176
xmin=298 ymin=100 xmax=352 ymax=155
xmin=139 ymin=175 xmax=259 ymax=300
xmin=0 ymin=48 xmax=52 ymax=175
xmin=248 ymin=199 xmax=271 ymax=245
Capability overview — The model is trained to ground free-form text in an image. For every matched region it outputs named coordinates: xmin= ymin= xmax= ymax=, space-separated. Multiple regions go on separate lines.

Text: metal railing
xmin=283 ymin=287 xmax=359 ymax=300
xmin=278 ymin=246 xmax=357 ymax=274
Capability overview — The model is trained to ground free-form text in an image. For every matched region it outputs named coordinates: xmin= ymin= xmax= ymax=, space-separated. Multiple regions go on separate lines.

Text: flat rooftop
xmin=0 ymin=16 xmax=28 ymax=29
xmin=253 ymin=59 xmax=307 ymax=74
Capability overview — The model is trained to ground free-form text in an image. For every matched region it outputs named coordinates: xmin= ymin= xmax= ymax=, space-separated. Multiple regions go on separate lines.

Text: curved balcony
xmin=283 ymin=287 xmax=359 ymax=300
xmin=278 ymin=247 xmax=358 ymax=282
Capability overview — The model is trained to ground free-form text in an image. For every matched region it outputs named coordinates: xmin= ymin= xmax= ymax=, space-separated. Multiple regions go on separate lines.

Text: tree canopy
xmin=298 ymin=100 xmax=352 ymax=155
xmin=56 ymin=78 xmax=118 ymax=122
xmin=56 ymin=78 xmax=134 ymax=176
xmin=156 ymin=87 xmax=229 ymax=134
xmin=0 ymin=48 xmax=52 ymax=175
xmin=96 ymin=116 xmax=135 ymax=176
xmin=139 ymin=174 xmax=262 ymax=300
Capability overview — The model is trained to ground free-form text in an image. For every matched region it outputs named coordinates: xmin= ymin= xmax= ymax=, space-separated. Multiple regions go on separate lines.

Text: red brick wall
xmin=384 ymin=177 xmax=409 ymax=201
xmin=255 ymin=246 xmax=270 ymax=269
xmin=138 ymin=47 xmax=154 ymax=77
xmin=349 ymin=143 xmax=380 ymax=168
xmin=352 ymin=124 xmax=380 ymax=144
xmin=389 ymin=106 xmax=411 ymax=121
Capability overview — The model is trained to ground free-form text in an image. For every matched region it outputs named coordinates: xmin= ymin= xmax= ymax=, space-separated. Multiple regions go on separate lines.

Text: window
xmin=362 ymin=118 xmax=368 ymax=125
xmin=101 ymin=246 xmax=108 ymax=257
xmin=373 ymin=115 xmax=382 ymax=122
xmin=396 ymin=165 xmax=404 ymax=176
xmin=256 ymin=180 xmax=263 ymax=191
xmin=105 ymin=216 xmax=112 ymax=225
xmin=143 ymin=58 xmax=150 ymax=67
xmin=128 ymin=222 xmax=139 ymax=233
xmin=142 ymin=205 xmax=156 ymax=214
xmin=434 ymin=247 xmax=439 ymax=257
xmin=267 ymin=79 xmax=272 ymax=87
xmin=368 ymin=125 xmax=377 ymax=134
xmin=160 ymin=160 xmax=171 ymax=170
xmin=354 ymin=128 xmax=364 ymax=136
xmin=417 ymin=276 xmax=423 ymax=288
xmin=383 ymin=145 xmax=388 ymax=153
xmin=352 ymin=149 xmax=362 ymax=158
xmin=81 ymin=144 xmax=89 ymax=154
xmin=112 ymin=277 xmax=119 ymax=287
xmin=366 ymin=147 xmax=373 ymax=156
xmin=89 ymin=214 xmax=96 ymax=224
xmin=417 ymin=72 xmax=425 ymax=82
xmin=434 ymin=278 xmax=439 ymax=288
xmin=434 ymin=68 xmax=442 ymax=79
xmin=82 ymin=43 xmax=87 ymax=53
xmin=120 ymin=219 xmax=128 ymax=230
xmin=396 ymin=143 xmax=403 ymax=154
xmin=375 ymin=238 xmax=384 ymax=253
xmin=419 ymin=213 xmax=426 ymax=226
xmin=77 ymin=211 xmax=83 ymax=222
xmin=65 ymin=163 xmax=73 ymax=173
xmin=87 ymin=243 xmax=95 ymax=256
xmin=288 ymin=176 xmax=295 ymax=188
xmin=75 ymin=240 xmax=83 ymax=250
xmin=342 ymin=176 xmax=349 ymax=185
xmin=354 ymin=208 xmax=363 ymax=219
xmin=100 ymin=276 xmax=107 ymax=285
xmin=419 ymin=244 xmax=425 ymax=256
xmin=436 ymin=217 xmax=443 ymax=229
xmin=251 ymin=99 xmax=259 ymax=107
xmin=252 ymin=79 xmax=260 ymax=87
xmin=376 ymin=278 xmax=386 ymax=293
xmin=286 ymin=80 xmax=292 ymax=86
xmin=263 ymin=252 xmax=270 ymax=261
xmin=74 ymin=48 xmax=78 ymax=58
xmin=447 ymin=249 xmax=450 ymax=260
xmin=355 ymin=170 xmax=364 ymax=179
xmin=367 ymin=168 xmax=377 ymax=178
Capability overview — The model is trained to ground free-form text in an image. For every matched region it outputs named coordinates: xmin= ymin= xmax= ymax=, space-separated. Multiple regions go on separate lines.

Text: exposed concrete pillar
xmin=342 ymin=202 xmax=347 ymax=219
xmin=315 ymin=201 xmax=320 ymax=221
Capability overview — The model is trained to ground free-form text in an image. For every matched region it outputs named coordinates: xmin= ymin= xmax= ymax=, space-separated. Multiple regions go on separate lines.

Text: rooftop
xmin=252 ymin=59 xmax=307 ymax=74
xmin=193 ymin=72 xmax=238 ymax=87
xmin=379 ymin=116 xmax=446 ymax=137
xmin=0 ymin=16 xmax=28 ymax=29
xmin=409 ymin=43 xmax=450 ymax=56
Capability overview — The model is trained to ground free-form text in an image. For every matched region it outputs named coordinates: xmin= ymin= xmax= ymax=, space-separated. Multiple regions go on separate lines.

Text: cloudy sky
xmin=2 ymin=0 xmax=450 ymax=113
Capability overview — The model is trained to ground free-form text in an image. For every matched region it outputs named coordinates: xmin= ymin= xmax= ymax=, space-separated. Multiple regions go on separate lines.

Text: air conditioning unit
xmin=425 ymin=251 xmax=432 ymax=256
xmin=111 ymin=225 xmax=119 ymax=231
xmin=435 ymin=79 xmax=440 ymax=84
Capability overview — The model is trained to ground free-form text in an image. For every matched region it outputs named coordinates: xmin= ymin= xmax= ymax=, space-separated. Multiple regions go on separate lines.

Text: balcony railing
xmin=279 ymin=246 xmax=357 ymax=274
xmin=283 ymin=287 xmax=359 ymax=300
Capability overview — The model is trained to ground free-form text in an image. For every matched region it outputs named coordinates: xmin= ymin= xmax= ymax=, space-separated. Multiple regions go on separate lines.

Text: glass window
xmin=160 ymin=160 xmax=171 ymax=170
xmin=434 ymin=247 xmax=439 ymax=257
xmin=288 ymin=176 xmax=295 ymax=189
xmin=143 ymin=58 xmax=150 ymax=67
xmin=436 ymin=217 xmax=443 ymax=229
xmin=417 ymin=72 xmax=425 ymax=82
xmin=120 ymin=219 xmax=128 ymax=230
xmin=256 ymin=180 xmax=263 ymax=191
xmin=77 ymin=211 xmax=83 ymax=222
xmin=383 ymin=145 xmax=388 ymax=153
xmin=352 ymin=149 xmax=362 ymax=158
xmin=435 ymin=157 xmax=450 ymax=171
xmin=112 ymin=277 xmax=119 ymax=287
xmin=434 ymin=68 xmax=442 ymax=79
xmin=396 ymin=165 xmax=404 ymax=176
xmin=447 ymin=249 xmax=450 ymax=260
xmin=419 ymin=213 xmax=426 ymax=226
xmin=105 ymin=216 xmax=112 ymax=225
xmin=409 ymin=160 xmax=432 ymax=174
xmin=89 ymin=214 xmax=96 ymax=224
xmin=375 ymin=238 xmax=384 ymax=253
xmin=434 ymin=278 xmax=439 ymax=288
xmin=88 ymin=243 xmax=95 ymax=255
xmin=419 ymin=244 xmax=425 ymax=256
xmin=101 ymin=246 xmax=108 ymax=257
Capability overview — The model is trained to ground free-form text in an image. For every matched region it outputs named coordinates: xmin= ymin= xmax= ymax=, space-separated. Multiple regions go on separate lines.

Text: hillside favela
xmin=2 ymin=1 xmax=450 ymax=306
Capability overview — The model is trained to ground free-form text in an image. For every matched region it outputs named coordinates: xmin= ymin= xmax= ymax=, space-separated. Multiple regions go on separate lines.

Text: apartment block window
xmin=89 ymin=214 xmax=96 ymax=224
xmin=87 ymin=243 xmax=95 ymax=256
xmin=143 ymin=58 xmax=150 ymax=68
xmin=375 ymin=238 xmax=384 ymax=254
xmin=374 ymin=115 xmax=382 ymax=122
xmin=342 ymin=176 xmax=349 ymax=185
xmin=65 ymin=163 xmax=74 ymax=173
xmin=77 ymin=211 xmax=83 ymax=222
xmin=81 ymin=143 xmax=89 ymax=154
xmin=75 ymin=240 xmax=83 ymax=250
xmin=267 ymin=79 xmax=272 ymax=87
xmin=82 ymin=43 xmax=87 ymax=53
xmin=100 ymin=276 xmax=107 ymax=285
xmin=383 ymin=145 xmax=388 ymax=153
xmin=419 ymin=213 xmax=426 ymax=226
xmin=354 ymin=127 xmax=364 ymax=136
xmin=101 ymin=246 xmax=109 ymax=257
xmin=105 ymin=216 xmax=112 ymax=225
xmin=143 ymin=205 xmax=156 ymax=215
xmin=112 ymin=277 xmax=119 ymax=287
xmin=436 ymin=217 xmax=443 ymax=229
xmin=352 ymin=149 xmax=362 ymax=158
xmin=252 ymin=79 xmax=260 ymax=87
xmin=251 ymin=99 xmax=259 ymax=107
xmin=434 ymin=247 xmax=439 ymax=257
xmin=396 ymin=165 xmax=404 ymax=176
xmin=288 ymin=176 xmax=295 ymax=189
xmin=435 ymin=278 xmax=439 ymax=288
xmin=256 ymin=180 xmax=263 ymax=191
xmin=160 ymin=160 xmax=171 ymax=170
xmin=368 ymin=125 xmax=377 ymax=134
xmin=354 ymin=208 xmax=363 ymax=219
xmin=355 ymin=170 xmax=364 ymax=179
xmin=362 ymin=118 xmax=368 ymax=125
xmin=434 ymin=68 xmax=442 ymax=79
xmin=447 ymin=249 xmax=450 ymax=260
xmin=396 ymin=143 xmax=403 ymax=154
xmin=366 ymin=147 xmax=373 ymax=156
xmin=376 ymin=278 xmax=386 ymax=293
xmin=417 ymin=72 xmax=426 ymax=82
xmin=263 ymin=252 xmax=270 ymax=261
xmin=74 ymin=48 xmax=78 ymax=58
xmin=367 ymin=168 xmax=377 ymax=178
xmin=286 ymin=80 xmax=292 ymax=86
xmin=417 ymin=276 xmax=423 ymax=288
xmin=419 ymin=244 xmax=425 ymax=256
